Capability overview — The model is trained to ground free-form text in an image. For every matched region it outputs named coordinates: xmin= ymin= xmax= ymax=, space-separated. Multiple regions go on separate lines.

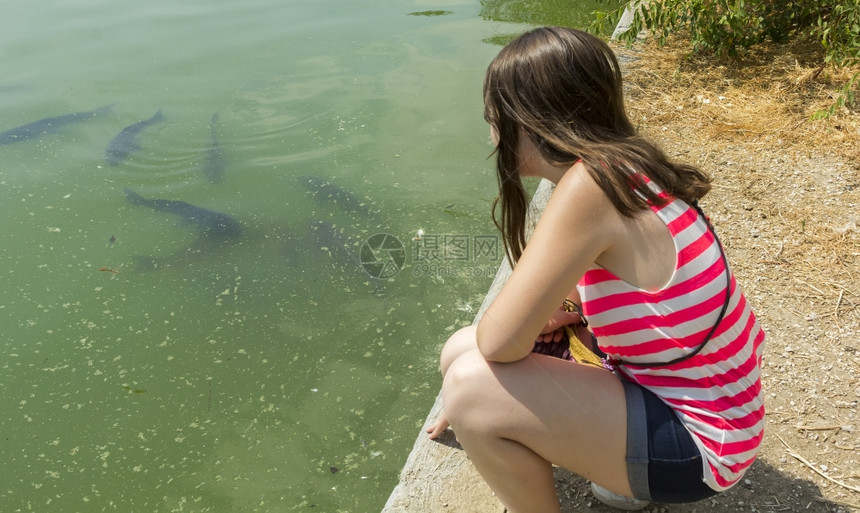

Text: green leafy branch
xmin=591 ymin=0 xmax=860 ymax=117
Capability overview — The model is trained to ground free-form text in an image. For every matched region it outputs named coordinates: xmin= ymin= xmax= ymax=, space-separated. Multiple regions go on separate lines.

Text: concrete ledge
xmin=382 ymin=180 xmax=553 ymax=512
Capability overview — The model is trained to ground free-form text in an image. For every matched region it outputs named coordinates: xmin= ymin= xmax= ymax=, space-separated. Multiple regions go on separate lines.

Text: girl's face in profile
xmin=514 ymin=131 xmax=541 ymax=177
xmin=487 ymin=117 xmax=538 ymax=177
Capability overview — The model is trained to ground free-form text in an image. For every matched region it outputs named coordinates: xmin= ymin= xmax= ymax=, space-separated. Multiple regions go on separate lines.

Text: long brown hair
xmin=485 ymin=27 xmax=711 ymax=264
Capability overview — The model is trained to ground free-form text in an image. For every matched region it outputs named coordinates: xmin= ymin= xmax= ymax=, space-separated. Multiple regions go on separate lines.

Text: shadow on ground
xmin=430 ymin=435 xmax=856 ymax=513
xmin=554 ymin=457 xmax=854 ymax=513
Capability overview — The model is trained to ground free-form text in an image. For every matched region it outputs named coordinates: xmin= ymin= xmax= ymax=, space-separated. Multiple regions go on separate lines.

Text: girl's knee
xmin=440 ymin=325 xmax=478 ymax=375
xmin=441 ymin=349 xmax=496 ymax=427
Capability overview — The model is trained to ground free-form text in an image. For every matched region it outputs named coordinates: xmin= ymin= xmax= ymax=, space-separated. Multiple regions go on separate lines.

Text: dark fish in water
xmin=106 ymin=109 xmax=164 ymax=165
xmin=300 ymin=176 xmax=374 ymax=216
xmin=124 ymin=188 xmax=241 ymax=238
xmin=204 ymin=113 xmax=225 ymax=183
xmin=0 ymin=104 xmax=113 ymax=146
xmin=307 ymin=219 xmax=357 ymax=266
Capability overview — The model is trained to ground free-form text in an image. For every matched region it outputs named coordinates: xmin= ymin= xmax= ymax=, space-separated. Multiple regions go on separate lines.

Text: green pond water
xmin=0 ymin=1 xmax=617 ymax=511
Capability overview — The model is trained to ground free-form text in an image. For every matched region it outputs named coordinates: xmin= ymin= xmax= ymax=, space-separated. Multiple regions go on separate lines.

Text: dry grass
xmin=614 ymin=34 xmax=860 ymax=161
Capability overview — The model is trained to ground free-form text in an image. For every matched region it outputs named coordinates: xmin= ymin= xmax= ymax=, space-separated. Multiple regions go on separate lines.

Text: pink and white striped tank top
xmin=576 ymin=187 xmax=766 ymax=491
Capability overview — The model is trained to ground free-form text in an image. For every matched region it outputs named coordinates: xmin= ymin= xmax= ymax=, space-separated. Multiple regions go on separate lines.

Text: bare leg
xmin=441 ymin=342 xmax=631 ymax=513
xmin=440 ymin=325 xmax=478 ymax=375
xmin=426 ymin=325 xmax=479 ymax=438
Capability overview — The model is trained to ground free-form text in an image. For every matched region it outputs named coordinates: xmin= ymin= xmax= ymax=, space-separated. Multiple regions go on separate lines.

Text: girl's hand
xmin=536 ymin=307 xmax=582 ymax=343
xmin=535 ymin=327 xmax=566 ymax=343
xmin=426 ymin=413 xmax=450 ymax=439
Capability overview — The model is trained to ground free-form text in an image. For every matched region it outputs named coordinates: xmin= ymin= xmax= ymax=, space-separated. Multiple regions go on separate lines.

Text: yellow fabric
xmin=564 ymin=326 xmax=604 ymax=367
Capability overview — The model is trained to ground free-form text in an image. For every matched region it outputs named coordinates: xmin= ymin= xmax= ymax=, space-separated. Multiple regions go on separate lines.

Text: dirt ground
xmin=547 ymin=36 xmax=860 ymax=513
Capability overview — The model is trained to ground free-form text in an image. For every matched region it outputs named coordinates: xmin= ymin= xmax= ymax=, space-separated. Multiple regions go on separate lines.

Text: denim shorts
xmin=621 ymin=378 xmax=719 ymax=503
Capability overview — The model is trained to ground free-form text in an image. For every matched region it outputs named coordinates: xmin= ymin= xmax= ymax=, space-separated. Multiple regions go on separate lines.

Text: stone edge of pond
xmin=381 ymin=13 xmax=637 ymax=511
xmin=380 ymin=179 xmax=553 ymax=513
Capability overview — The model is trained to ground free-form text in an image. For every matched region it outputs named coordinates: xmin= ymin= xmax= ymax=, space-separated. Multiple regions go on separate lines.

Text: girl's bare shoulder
xmin=547 ymin=161 xmax=625 ymax=235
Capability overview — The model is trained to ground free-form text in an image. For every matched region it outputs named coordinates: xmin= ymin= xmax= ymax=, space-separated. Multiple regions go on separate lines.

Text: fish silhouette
xmin=124 ymin=188 xmax=241 ymax=238
xmin=203 ymin=113 xmax=226 ymax=183
xmin=106 ymin=109 xmax=164 ymax=165
xmin=0 ymin=104 xmax=113 ymax=145
xmin=300 ymin=176 xmax=375 ymax=217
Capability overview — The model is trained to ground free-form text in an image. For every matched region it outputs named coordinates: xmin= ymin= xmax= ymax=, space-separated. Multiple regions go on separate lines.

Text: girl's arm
xmin=538 ymin=286 xmax=584 ymax=337
xmin=476 ymin=164 xmax=620 ymax=362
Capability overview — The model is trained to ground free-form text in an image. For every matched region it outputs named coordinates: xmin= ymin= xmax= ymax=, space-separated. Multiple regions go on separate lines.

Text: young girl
xmin=426 ymin=27 xmax=765 ymax=512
